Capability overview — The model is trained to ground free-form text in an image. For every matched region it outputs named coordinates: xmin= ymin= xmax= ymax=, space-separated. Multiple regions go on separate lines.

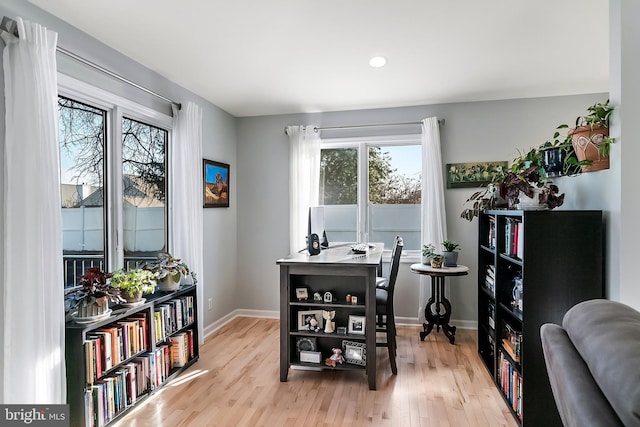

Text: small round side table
xmin=410 ymin=263 xmax=469 ymax=344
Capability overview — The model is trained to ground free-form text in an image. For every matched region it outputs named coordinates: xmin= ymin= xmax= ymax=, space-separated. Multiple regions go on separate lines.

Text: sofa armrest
xmin=540 ymin=323 xmax=623 ymax=427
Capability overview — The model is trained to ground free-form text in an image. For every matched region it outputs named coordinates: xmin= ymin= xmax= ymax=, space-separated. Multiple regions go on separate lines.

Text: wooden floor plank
xmin=112 ymin=317 xmax=518 ymax=427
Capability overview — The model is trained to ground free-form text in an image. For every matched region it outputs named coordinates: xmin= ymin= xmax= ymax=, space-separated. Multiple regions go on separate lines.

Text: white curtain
xmin=170 ymin=102 xmax=204 ymax=343
xmin=2 ymin=18 xmax=65 ymax=403
xmin=419 ymin=117 xmax=448 ymax=321
xmin=287 ymin=125 xmax=320 ymax=254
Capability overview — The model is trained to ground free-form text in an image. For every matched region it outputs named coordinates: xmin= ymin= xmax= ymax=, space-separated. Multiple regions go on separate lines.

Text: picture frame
xmin=295 ymin=336 xmax=317 ymax=355
xmin=348 ymin=314 xmax=365 ymax=335
xmin=342 ymin=340 xmax=366 ymax=366
xmin=203 ymin=159 xmax=230 ymax=207
xmin=297 ymin=310 xmax=323 ymax=331
xmin=295 ymin=287 xmax=309 ymax=301
xmin=445 ymin=161 xmax=508 ymax=189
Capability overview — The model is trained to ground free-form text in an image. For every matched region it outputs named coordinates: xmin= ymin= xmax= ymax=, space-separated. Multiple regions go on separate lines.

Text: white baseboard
xmin=204 ymin=309 xmax=476 ymax=339
xmin=203 ymin=309 xmax=279 ymax=339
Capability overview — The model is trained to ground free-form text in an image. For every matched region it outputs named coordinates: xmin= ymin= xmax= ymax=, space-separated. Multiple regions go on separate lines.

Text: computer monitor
xmin=308 ymin=207 xmax=329 ymax=248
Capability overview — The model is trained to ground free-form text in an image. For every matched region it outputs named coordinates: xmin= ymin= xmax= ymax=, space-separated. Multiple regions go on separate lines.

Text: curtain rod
xmin=284 ymin=119 xmax=444 ymax=135
xmin=1 ymin=16 xmax=181 ymax=110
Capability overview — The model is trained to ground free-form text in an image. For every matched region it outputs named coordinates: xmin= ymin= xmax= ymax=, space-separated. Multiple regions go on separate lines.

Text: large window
xmin=59 ymin=81 xmax=171 ymax=288
xmin=320 ymin=136 xmax=422 ymax=251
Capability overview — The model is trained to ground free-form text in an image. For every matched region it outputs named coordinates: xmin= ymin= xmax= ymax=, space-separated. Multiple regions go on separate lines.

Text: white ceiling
xmin=28 ymin=0 xmax=609 ymax=117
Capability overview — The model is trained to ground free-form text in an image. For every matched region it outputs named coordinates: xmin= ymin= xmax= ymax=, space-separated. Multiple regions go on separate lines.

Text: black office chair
xmin=376 ymin=235 xmax=402 ymax=289
xmin=376 ymin=236 xmax=403 ymax=375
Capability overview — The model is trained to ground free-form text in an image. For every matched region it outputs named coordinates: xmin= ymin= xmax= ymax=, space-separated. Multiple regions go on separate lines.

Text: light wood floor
xmin=113 ymin=317 xmax=517 ymax=427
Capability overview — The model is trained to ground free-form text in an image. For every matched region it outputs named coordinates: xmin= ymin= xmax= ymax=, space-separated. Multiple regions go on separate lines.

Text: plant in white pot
xmin=64 ymin=267 xmax=124 ymax=319
xmin=110 ymin=268 xmax=159 ymax=303
xmin=143 ymin=252 xmax=190 ymax=292
xmin=441 ymin=240 xmax=461 ymax=267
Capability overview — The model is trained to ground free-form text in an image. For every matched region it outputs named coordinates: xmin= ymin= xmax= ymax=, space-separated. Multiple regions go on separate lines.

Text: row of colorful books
xmin=487 ymin=216 xmax=497 ymax=249
xmin=85 ymin=353 xmax=151 ymax=427
xmin=85 ymin=329 xmax=195 ymax=427
xmin=505 ymin=217 xmax=524 ymax=259
xmin=499 ymin=352 xmax=523 ymax=421
xmin=484 ymin=264 xmax=495 ymax=296
xmin=153 ymin=296 xmax=195 ymax=343
xmin=85 ymin=313 xmax=148 ymax=382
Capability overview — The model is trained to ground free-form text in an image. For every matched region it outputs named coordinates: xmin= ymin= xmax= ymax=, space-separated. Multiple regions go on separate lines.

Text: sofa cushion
xmin=563 ymin=299 xmax=640 ymax=427
xmin=541 ymin=323 xmax=623 ymax=427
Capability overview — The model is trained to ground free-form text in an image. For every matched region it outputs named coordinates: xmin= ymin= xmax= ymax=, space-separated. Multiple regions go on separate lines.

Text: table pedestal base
xmin=419 ymin=276 xmax=456 ymax=344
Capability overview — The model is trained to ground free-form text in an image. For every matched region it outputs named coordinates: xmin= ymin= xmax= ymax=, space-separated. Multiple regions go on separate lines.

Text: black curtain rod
xmin=284 ymin=119 xmax=444 ymax=135
xmin=0 ymin=16 xmax=181 ymax=110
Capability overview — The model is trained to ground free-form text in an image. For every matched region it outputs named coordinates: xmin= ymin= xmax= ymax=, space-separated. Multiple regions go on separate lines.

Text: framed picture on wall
xmin=445 ymin=161 xmax=508 ymax=188
xmin=203 ymin=159 xmax=230 ymax=207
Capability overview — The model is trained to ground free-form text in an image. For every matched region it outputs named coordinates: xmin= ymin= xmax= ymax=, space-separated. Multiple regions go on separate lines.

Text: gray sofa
xmin=540 ymin=299 xmax=640 ymax=427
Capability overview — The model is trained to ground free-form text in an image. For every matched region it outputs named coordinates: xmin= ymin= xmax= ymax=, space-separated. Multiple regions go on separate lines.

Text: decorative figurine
xmin=325 ymin=347 xmax=345 ymax=367
xmin=324 ymin=291 xmax=333 ymax=303
xmin=313 ymin=292 xmax=323 ymax=302
xmin=323 ymin=310 xmax=336 ymax=333
xmin=307 ymin=317 xmax=321 ymax=332
xmin=346 ymin=294 xmax=351 ymax=303
xmin=351 ymin=296 xmax=358 ymax=305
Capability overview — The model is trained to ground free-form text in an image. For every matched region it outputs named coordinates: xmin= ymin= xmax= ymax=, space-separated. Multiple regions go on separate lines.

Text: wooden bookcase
xmin=477 ymin=210 xmax=603 ymax=426
xmin=65 ymin=285 xmax=199 ymax=427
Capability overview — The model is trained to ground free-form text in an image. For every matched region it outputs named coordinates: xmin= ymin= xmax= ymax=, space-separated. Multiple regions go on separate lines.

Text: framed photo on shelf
xmin=342 ymin=340 xmax=366 ymax=366
xmin=297 ymin=310 xmax=323 ymax=331
xmin=203 ymin=159 xmax=230 ymax=208
xmin=295 ymin=287 xmax=309 ymax=301
xmin=348 ymin=315 xmax=365 ymax=335
xmin=295 ymin=337 xmax=317 ymax=355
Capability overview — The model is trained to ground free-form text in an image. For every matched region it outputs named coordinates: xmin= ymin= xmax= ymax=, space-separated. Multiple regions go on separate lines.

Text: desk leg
xmin=420 ymin=280 xmax=437 ymax=341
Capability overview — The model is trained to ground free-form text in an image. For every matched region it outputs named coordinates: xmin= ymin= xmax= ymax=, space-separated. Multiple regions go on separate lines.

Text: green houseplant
xmin=143 ymin=252 xmax=191 ymax=291
xmin=422 ymin=244 xmax=444 ymax=268
xmin=64 ymin=267 xmax=124 ymax=318
xmin=441 ymin=240 xmax=460 ymax=267
xmin=110 ymin=268 xmax=159 ymax=302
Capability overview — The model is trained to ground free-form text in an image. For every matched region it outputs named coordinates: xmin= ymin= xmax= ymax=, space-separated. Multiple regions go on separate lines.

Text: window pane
xmin=320 ymin=148 xmax=358 ymax=242
xmin=368 ymin=145 xmax=421 ymax=250
xmin=58 ymin=96 xmax=106 ymax=288
xmin=121 ymin=117 xmax=167 ymax=266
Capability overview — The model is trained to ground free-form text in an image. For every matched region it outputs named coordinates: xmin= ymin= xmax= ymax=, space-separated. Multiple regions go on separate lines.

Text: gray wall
xmin=236 ymin=93 xmax=609 ymax=324
xmin=0 ymin=0 xmax=239 ymax=354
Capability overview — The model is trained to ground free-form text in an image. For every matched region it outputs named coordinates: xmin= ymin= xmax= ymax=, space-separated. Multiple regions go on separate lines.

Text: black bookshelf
xmin=477 ymin=210 xmax=604 ymax=426
xmin=65 ymin=285 xmax=199 ymax=427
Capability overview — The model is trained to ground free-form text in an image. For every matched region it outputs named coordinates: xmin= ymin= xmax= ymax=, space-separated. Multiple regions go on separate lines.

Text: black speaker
xmin=308 ymin=233 xmax=321 ymax=255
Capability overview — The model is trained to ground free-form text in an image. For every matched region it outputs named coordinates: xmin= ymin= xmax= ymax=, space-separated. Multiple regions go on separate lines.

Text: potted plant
xmin=460 ymin=183 xmax=504 ymax=221
xmin=441 ymin=240 xmax=461 ymax=267
xmin=566 ymin=99 xmax=615 ymax=172
xmin=143 ymin=252 xmax=190 ymax=292
xmin=422 ymin=244 xmax=444 ymax=268
xmin=64 ymin=267 xmax=124 ymax=319
xmin=498 ymin=149 xmax=565 ymax=210
xmin=110 ymin=268 xmax=159 ymax=303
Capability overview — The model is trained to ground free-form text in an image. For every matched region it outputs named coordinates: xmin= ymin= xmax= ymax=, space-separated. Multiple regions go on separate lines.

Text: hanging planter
xmin=568 ymin=123 xmax=610 ymax=173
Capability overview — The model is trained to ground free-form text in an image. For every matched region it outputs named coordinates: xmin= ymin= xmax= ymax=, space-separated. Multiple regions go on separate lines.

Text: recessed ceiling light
xmin=369 ymin=56 xmax=387 ymax=68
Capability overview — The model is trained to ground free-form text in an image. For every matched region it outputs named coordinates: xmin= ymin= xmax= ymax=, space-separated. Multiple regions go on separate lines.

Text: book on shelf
xmin=502 ymin=338 xmax=521 ymax=363
xmin=504 ymin=217 xmax=524 ymax=259
xmin=488 ymin=216 xmax=496 ymax=249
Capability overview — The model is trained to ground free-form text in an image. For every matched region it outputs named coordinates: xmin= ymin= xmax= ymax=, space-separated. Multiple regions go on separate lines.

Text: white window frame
xmin=57 ymin=73 xmax=173 ymax=272
xmin=320 ymin=134 xmax=422 ymax=259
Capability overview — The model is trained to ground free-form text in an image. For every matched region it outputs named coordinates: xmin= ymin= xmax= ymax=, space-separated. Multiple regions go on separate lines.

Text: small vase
xmin=430 ymin=258 xmax=443 ymax=268
xmin=77 ymin=296 xmax=108 ymax=317
xmin=158 ymin=274 xmax=181 ymax=291
xmin=123 ymin=289 xmax=143 ymax=303
xmin=442 ymin=251 xmax=459 ymax=267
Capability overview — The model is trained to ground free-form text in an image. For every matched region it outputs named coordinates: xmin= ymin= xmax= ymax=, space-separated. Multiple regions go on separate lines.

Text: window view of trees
xmin=59 ymin=95 xmax=168 ymax=288
xmin=319 ymin=143 xmax=422 ymax=250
